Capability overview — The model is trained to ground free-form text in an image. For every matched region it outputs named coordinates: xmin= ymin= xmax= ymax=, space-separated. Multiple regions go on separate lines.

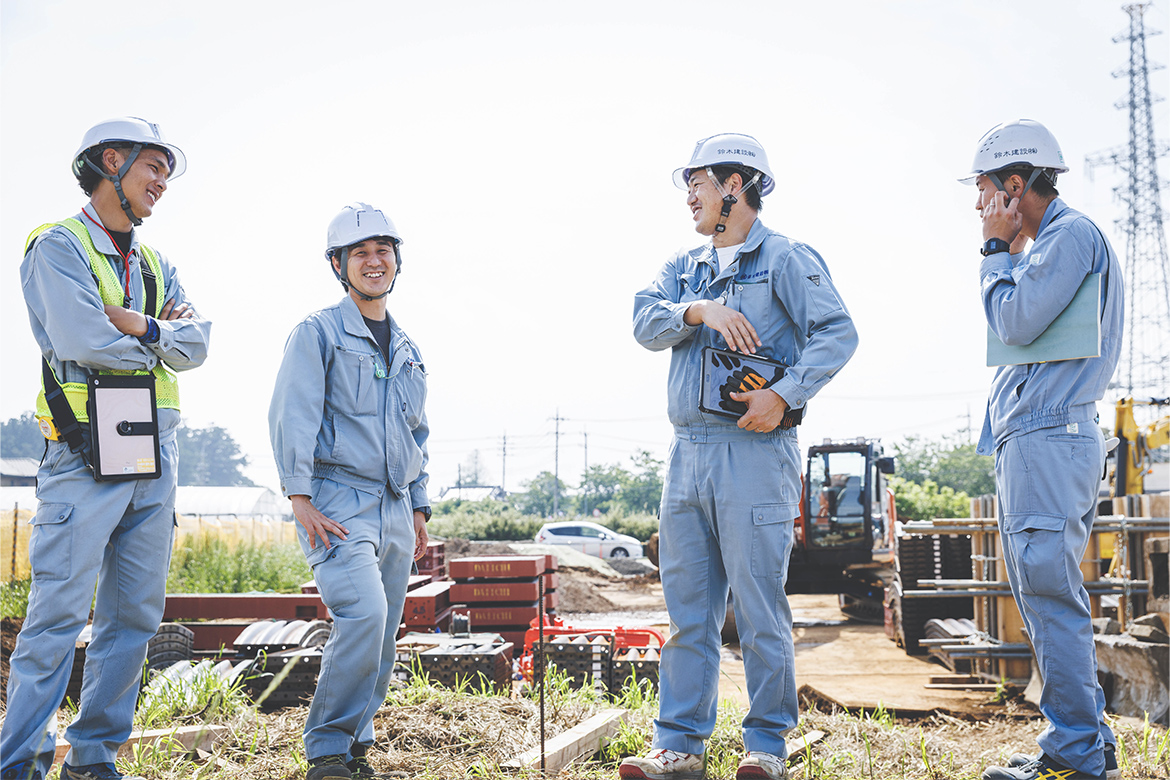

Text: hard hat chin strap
xmin=334 ymin=245 xmax=400 ymax=301
xmin=86 ymin=143 xmax=145 ymax=227
xmin=706 ymin=166 xmax=761 ymax=234
xmin=988 ymin=167 xmax=1046 ymax=201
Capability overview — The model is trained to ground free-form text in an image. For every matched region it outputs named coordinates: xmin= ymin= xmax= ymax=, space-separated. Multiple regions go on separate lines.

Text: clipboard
xmin=699 ymin=347 xmax=805 ymax=428
xmin=86 ymin=374 xmax=162 ymax=481
xmin=986 ymin=273 xmax=1102 ymax=367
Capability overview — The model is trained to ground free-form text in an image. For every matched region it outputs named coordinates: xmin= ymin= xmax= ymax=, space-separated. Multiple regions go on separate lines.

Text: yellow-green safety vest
xmin=30 ymin=218 xmax=180 ymax=425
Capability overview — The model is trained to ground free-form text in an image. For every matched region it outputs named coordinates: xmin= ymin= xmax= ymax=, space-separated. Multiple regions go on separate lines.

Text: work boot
xmin=307 ymin=754 xmax=352 ymax=780
xmin=1007 ymin=745 xmax=1118 ymax=780
xmin=1 ymin=764 xmax=43 ymax=780
xmin=982 ymin=754 xmax=1106 ymax=780
xmin=347 ymin=754 xmax=406 ymax=779
xmin=60 ymin=764 xmax=145 ymax=780
xmin=737 ymin=751 xmax=788 ymax=780
xmin=619 ymin=748 xmax=705 ymax=779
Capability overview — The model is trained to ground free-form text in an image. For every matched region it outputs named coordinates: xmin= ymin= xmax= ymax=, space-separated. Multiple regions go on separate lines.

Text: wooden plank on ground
xmin=56 ymin=724 xmax=228 ymax=762
xmin=502 ymin=708 xmax=627 ymax=773
xmin=785 ymin=729 xmax=825 ymax=758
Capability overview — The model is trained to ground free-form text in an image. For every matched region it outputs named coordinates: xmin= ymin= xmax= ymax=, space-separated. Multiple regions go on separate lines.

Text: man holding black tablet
xmin=626 ymin=133 xmax=857 ymax=780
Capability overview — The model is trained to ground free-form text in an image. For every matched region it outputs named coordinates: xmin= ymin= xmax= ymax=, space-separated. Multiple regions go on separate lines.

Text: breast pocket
xmin=330 ymin=346 xmax=378 ymax=416
xmin=731 ymin=281 xmax=771 ymax=336
xmin=397 ymin=360 xmax=428 ymax=429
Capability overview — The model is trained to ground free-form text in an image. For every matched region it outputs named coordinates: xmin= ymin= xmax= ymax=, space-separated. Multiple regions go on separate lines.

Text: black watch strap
xmin=981 ymin=238 xmax=1011 ymax=257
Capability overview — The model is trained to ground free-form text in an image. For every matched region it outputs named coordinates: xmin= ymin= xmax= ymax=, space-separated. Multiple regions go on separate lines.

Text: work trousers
xmin=995 ymin=423 xmax=1114 ymax=777
xmin=1 ymin=435 xmax=177 ymax=778
xmin=300 ymin=475 xmax=414 ymax=760
xmin=654 ymin=429 xmax=801 ymax=758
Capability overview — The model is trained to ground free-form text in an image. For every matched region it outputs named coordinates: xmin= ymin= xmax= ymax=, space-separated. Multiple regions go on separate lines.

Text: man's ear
xmin=102 ymin=147 xmax=122 ymax=176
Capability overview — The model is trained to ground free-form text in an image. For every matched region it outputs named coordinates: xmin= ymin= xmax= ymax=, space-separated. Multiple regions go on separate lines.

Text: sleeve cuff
xmin=769 ymin=376 xmax=805 ymax=411
xmin=281 ymin=477 xmax=313 ymax=498
xmin=137 ymin=317 xmax=160 ymax=344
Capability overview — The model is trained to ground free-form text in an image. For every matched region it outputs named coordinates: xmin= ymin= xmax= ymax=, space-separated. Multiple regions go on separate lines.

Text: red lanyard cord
xmin=83 ymin=208 xmax=132 ymax=305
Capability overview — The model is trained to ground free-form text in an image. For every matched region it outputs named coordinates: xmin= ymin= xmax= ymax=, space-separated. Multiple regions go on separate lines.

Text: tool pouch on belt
xmin=699 ymin=346 xmax=805 ymax=428
xmin=86 ymin=374 xmax=162 ymax=481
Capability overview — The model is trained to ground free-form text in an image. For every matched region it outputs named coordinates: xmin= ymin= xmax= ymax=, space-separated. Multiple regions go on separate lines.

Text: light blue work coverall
xmin=633 ymin=218 xmax=858 ymax=758
xmin=3 ymin=206 xmax=211 ymax=778
xmin=978 ymin=198 xmax=1123 ymax=777
xmin=269 ymin=295 xmax=429 ymax=761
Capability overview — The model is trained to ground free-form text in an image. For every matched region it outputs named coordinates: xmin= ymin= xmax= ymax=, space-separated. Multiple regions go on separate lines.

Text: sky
xmin=2 ymin=0 xmax=1167 ymax=499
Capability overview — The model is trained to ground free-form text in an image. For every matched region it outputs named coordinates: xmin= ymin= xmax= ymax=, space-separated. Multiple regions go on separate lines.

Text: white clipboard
xmin=87 ymin=375 xmax=162 ymax=481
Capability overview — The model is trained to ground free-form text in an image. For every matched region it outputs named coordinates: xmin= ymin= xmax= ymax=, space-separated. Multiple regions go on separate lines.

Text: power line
xmin=1086 ymin=2 xmax=1170 ymax=399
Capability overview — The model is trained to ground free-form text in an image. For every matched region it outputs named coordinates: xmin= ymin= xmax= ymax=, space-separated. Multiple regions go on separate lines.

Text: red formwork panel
xmin=448 ymin=556 xmax=552 ymax=580
xmin=178 ymin=621 xmax=256 ymax=652
xmin=403 ymin=581 xmax=455 ymax=625
xmin=416 ymin=566 xmax=445 ymax=583
xmin=465 ymin=603 xmax=545 ymax=627
xmin=449 ymin=587 xmax=559 ymax=610
xmin=411 ymin=605 xmax=454 ymax=633
xmin=164 ymin=594 xmax=329 ymax=621
xmin=418 ymin=541 xmax=445 ymax=570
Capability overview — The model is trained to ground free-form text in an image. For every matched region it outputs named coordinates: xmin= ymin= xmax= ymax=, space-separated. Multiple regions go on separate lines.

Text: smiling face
xmin=107 ymin=146 xmax=171 ymax=220
xmin=334 ymin=238 xmax=398 ymax=300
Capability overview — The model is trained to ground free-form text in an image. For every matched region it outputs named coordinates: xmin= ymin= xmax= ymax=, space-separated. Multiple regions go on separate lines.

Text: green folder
xmin=986 ymin=273 xmax=1101 ymax=367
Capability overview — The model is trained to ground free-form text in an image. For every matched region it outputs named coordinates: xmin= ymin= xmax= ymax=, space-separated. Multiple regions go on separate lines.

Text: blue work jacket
xmin=21 ymin=205 xmax=212 ymax=440
xmin=269 ymin=296 xmax=430 ymax=512
xmin=978 ymin=198 xmax=1124 ymax=454
xmin=633 ymin=218 xmax=858 ymax=437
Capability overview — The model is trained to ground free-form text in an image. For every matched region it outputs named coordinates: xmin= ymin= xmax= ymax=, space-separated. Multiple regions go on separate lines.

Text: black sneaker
xmin=60 ymin=764 xmax=144 ymax=780
xmin=347 ymin=754 xmax=407 ymax=779
xmin=1 ymin=764 xmax=43 ymax=780
xmin=983 ymin=754 xmax=1106 ymax=780
xmin=307 ymin=754 xmax=352 ymax=780
xmin=1007 ymin=745 xmax=1118 ymax=780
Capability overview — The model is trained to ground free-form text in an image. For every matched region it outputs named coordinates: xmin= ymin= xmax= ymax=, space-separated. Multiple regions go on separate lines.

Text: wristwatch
xmin=981 ymin=238 xmax=1011 ymax=257
xmin=417 ymin=506 xmax=432 ymax=523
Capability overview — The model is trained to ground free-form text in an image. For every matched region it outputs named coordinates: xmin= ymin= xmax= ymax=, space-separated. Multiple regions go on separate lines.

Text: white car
xmin=534 ymin=521 xmax=643 ymax=558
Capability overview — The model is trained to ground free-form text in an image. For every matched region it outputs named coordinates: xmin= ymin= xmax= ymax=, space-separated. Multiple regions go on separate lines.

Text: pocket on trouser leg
xmin=311 ymin=545 xmax=360 ymax=612
xmin=750 ymin=504 xmax=795 ymax=577
xmin=29 ymin=503 xmax=74 ymax=581
xmin=1002 ymin=513 xmax=1068 ymax=597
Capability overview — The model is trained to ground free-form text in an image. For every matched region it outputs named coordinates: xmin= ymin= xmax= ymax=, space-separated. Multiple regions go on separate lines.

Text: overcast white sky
xmin=2 ymin=0 xmax=1167 ymax=498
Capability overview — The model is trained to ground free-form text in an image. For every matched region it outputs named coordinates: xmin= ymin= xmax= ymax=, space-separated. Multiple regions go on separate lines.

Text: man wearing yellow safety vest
xmin=1 ymin=118 xmax=211 ymax=780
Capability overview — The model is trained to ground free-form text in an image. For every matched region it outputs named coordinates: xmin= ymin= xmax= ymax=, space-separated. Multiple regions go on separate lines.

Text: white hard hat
xmin=958 ymin=119 xmax=1068 ymax=184
xmin=672 ymin=133 xmax=775 ymax=196
xmin=325 ymin=202 xmax=403 ymax=259
xmin=72 ymin=116 xmax=187 ymax=180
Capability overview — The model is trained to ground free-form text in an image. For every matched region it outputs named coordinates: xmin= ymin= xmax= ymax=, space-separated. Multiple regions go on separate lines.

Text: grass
xmin=0 ymin=578 xmax=31 ymax=618
xmin=7 ymin=666 xmax=1168 ymax=779
xmin=166 ymin=534 xmax=310 ymax=594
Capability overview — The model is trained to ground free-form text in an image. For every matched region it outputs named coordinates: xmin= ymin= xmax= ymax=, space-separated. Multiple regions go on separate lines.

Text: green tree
xmin=514 ymin=471 xmax=567 ymax=517
xmin=1 ymin=412 xmax=45 ymax=458
xmin=176 ymin=424 xmax=256 ymax=486
xmin=576 ymin=463 xmax=626 ymax=515
xmin=892 ymin=430 xmax=995 ymax=498
xmin=616 ymin=449 xmax=664 ymax=514
xmin=888 ymin=476 xmax=970 ymax=521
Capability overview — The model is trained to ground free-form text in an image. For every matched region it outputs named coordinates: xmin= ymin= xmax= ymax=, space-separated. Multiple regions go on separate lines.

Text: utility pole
xmin=551 ymin=410 xmax=565 ymax=517
xmin=500 ymin=433 xmax=507 ymax=493
xmin=1086 ymin=2 xmax=1170 ymax=401
xmin=582 ymin=431 xmax=589 ymax=517
xmin=457 ymin=463 xmax=462 ymax=500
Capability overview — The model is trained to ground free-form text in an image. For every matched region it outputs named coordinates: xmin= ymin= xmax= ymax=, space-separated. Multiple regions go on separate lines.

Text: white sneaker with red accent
xmin=619 ymin=748 xmax=706 ymax=780
xmin=736 ymin=751 xmax=788 ymax=780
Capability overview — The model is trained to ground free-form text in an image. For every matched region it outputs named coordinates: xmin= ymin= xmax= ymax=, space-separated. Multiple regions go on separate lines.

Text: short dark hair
xmin=75 ymin=144 xmax=172 ymax=197
xmin=707 ymin=164 xmax=764 ymax=211
xmin=994 ymin=165 xmax=1059 ymax=199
